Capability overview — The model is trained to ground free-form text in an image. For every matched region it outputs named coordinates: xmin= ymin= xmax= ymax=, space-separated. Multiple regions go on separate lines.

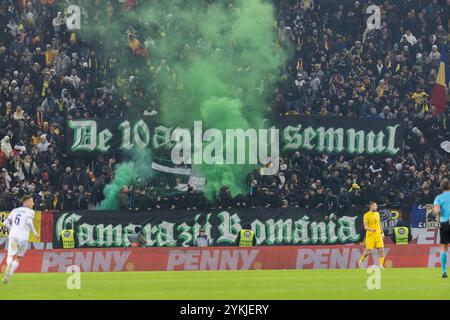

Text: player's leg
xmin=3 ymin=239 xmax=27 ymax=283
xmin=6 ymin=256 xmax=22 ymax=279
xmin=439 ymin=223 xmax=449 ymax=278
xmin=3 ymin=238 xmax=18 ymax=284
xmin=375 ymin=236 xmax=385 ymax=268
xmin=376 ymin=247 xmax=385 ymax=269
xmin=6 ymin=237 xmax=17 ymax=265
xmin=360 ymin=235 xmax=375 ymax=267
xmin=440 ymin=244 xmax=448 ymax=278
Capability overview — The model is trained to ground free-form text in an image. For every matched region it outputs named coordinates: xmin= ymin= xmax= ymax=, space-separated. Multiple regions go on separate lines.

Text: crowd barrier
xmin=0 ymin=244 xmax=444 ymax=273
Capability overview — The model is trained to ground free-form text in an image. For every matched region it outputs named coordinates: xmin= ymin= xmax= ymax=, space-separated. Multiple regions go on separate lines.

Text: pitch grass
xmin=0 ymin=268 xmax=449 ymax=300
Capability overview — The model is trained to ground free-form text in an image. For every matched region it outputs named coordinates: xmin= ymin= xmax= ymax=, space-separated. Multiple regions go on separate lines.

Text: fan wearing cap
xmin=195 ymin=228 xmax=209 ymax=247
xmin=57 ymin=167 xmax=73 ymax=189
xmin=379 ymin=106 xmax=392 ymax=119
xmin=429 ymin=45 xmax=441 ymax=63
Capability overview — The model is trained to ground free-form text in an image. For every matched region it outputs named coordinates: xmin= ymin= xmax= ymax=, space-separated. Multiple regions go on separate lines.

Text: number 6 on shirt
xmin=14 ymin=214 xmax=21 ymax=226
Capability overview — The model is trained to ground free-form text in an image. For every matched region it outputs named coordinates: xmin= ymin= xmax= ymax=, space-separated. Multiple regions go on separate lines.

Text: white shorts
xmin=8 ymin=237 xmax=29 ymax=257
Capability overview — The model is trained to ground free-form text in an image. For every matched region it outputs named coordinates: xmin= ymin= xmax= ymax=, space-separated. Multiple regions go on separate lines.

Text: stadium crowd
xmin=0 ymin=0 xmax=448 ymax=215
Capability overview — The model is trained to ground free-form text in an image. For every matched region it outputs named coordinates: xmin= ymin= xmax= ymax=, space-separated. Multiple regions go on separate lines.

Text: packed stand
xmin=0 ymin=0 xmax=448 ymax=214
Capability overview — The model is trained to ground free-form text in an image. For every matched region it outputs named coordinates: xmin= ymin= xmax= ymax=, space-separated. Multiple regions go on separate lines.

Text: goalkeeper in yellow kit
xmin=359 ymin=202 xmax=385 ymax=269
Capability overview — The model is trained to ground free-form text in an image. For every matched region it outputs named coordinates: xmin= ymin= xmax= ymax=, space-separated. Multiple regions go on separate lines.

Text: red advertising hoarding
xmin=0 ymin=244 xmax=444 ymax=273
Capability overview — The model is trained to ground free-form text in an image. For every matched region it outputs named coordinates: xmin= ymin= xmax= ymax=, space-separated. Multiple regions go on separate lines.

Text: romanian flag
xmin=0 ymin=211 xmax=54 ymax=243
xmin=28 ymin=211 xmax=42 ymax=242
xmin=431 ymin=50 xmax=449 ymax=116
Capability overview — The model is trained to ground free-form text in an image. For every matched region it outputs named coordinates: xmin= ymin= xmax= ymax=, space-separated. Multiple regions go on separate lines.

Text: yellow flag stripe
xmin=436 ymin=62 xmax=446 ymax=86
xmin=0 ymin=212 xmax=9 ymax=237
xmin=29 ymin=211 xmax=41 ymax=242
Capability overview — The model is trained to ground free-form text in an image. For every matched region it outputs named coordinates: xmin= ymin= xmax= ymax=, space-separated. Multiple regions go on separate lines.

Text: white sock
xmin=7 ymin=260 xmax=19 ymax=278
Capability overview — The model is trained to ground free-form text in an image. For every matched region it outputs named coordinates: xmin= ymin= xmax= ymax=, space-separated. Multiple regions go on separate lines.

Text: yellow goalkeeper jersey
xmin=363 ymin=211 xmax=382 ymax=236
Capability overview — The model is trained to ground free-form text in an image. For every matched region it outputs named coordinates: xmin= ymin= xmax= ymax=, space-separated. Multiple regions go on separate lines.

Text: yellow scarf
xmin=42 ymin=79 xmax=49 ymax=97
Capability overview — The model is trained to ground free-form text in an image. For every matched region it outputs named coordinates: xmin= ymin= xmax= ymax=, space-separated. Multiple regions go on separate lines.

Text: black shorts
xmin=440 ymin=222 xmax=450 ymax=244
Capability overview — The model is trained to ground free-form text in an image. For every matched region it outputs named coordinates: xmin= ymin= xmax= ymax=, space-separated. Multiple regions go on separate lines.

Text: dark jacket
xmin=118 ymin=191 xmax=129 ymax=209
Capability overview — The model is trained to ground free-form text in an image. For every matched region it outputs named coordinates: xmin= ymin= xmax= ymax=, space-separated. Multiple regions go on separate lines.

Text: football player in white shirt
xmin=2 ymin=195 xmax=39 ymax=284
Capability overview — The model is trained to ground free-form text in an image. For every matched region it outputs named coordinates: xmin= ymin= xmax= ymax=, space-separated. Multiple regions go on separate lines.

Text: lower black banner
xmin=52 ymin=206 xmax=383 ymax=248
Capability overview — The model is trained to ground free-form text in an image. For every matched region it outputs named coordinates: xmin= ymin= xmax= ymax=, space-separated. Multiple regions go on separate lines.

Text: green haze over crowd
xmin=74 ymin=0 xmax=288 ymax=207
xmin=99 ymin=149 xmax=153 ymax=209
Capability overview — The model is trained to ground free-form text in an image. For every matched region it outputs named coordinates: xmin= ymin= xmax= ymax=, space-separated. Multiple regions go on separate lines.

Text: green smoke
xmin=98 ymin=149 xmax=153 ymax=210
xmin=73 ymin=0 xmax=288 ymax=203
